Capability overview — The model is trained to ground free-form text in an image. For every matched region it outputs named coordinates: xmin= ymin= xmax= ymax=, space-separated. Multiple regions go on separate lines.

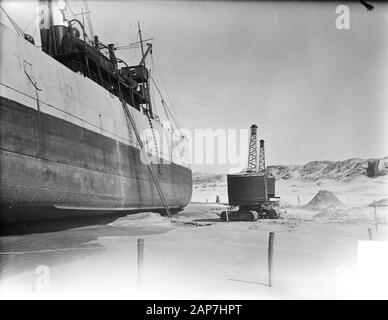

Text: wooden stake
xmin=268 ymin=232 xmax=275 ymax=287
xmin=137 ymin=238 xmax=144 ymax=288
xmin=368 ymin=228 xmax=373 ymax=241
xmin=374 ymin=205 xmax=378 ymax=232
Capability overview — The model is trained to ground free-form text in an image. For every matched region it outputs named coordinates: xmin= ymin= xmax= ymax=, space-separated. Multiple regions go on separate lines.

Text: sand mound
xmin=109 ymin=212 xmax=174 ymax=229
xmin=305 ymin=190 xmax=344 ymax=209
xmin=313 ymin=205 xmax=378 ymax=224
xmin=173 ymin=204 xmax=224 ymax=222
xmin=370 ymin=197 xmax=388 ymax=206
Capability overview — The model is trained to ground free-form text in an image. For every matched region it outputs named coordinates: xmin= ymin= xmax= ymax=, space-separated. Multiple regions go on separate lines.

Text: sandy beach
xmin=1 ymin=173 xmax=387 ymax=299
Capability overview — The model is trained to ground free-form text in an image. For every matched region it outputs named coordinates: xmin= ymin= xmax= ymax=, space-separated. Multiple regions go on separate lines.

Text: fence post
xmin=268 ymin=232 xmax=275 ymax=287
xmin=368 ymin=228 xmax=373 ymax=241
xmin=374 ymin=205 xmax=378 ymax=232
xmin=137 ymin=238 xmax=144 ymax=288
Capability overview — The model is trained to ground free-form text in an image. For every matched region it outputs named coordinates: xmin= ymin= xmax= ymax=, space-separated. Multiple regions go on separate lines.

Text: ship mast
xmin=137 ymin=22 xmax=154 ymax=117
xmin=138 ymin=21 xmax=145 ymax=66
xmin=83 ymin=0 xmax=94 ymax=40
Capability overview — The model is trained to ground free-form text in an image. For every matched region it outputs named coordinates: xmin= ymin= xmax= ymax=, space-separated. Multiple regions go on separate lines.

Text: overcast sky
xmin=1 ymin=1 xmax=387 ymax=173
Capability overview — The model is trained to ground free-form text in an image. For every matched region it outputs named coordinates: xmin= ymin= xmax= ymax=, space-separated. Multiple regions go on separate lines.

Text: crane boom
xmin=139 ymin=44 xmax=152 ymax=66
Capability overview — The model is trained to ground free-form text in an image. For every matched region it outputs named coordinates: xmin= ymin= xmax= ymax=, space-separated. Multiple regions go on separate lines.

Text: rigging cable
xmin=150 ymin=75 xmax=174 ymax=126
xmin=0 ymin=5 xmax=25 ymax=36
xmin=64 ymin=0 xmax=76 ymax=18
xmin=91 ymin=12 xmax=114 ymax=44
xmin=149 ymin=67 xmax=178 ymax=127
xmin=152 ymin=77 xmax=181 ymax=131
xmin=23 ymin=12 xmax=37 ymax=33
xmin=152 ymin=50 xmax=182 ymax=129
xmin=152 ymin=70 xmax=181 ymax=129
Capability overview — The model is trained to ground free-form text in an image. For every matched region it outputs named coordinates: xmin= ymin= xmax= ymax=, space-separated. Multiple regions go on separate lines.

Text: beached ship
xmin=0 ymin=0 xmax=192 ymax=223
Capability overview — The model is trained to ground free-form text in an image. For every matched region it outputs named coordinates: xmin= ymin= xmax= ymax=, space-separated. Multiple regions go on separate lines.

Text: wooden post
xmin=297 ymin=195 xmax=300 ymax=206
xmin=268 ymin=232 xmax=275 ymax=287
xmin=368 ymin=228 xmax=372 ymax=241
xmin=137 ymin=238 xmax=144 ymax=288
xmin=374 ymin=205 xmax=378 ymax=232
xmin=225 ymin=207 xmax=229 ymax=222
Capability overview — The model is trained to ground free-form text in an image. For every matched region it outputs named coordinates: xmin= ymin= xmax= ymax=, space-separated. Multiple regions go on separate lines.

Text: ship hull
xmin=0 ymin=96 xmax=192 ymax=223
xmin=0 ymin=24 xmax=192 ymax=223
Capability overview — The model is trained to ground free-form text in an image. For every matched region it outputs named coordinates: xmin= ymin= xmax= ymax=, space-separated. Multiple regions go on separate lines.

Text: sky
xmin=1 ymin=0 xmax=388 ymax=173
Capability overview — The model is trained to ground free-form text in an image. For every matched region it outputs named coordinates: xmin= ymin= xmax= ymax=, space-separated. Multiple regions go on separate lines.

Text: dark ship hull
xmin=0 ymin=24 xmax=192 ymax=223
